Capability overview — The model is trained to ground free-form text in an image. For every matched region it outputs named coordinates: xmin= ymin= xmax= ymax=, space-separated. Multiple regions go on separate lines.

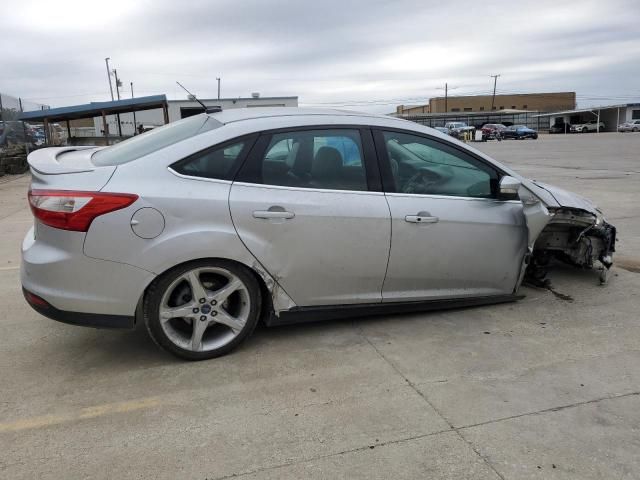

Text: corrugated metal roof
xmin=20 ymin=95 xmax=168 ymax=122
xmin=533 ymin=103 xmax=640 ymax=117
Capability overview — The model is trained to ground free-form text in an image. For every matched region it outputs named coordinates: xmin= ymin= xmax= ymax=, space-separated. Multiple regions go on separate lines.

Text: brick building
xmin=397 ymin=92 xmax=576 ymax=115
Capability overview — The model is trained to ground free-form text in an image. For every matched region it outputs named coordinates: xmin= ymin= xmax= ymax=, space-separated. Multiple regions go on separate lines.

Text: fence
xmin=397 ymin=111 xmax=545 ymax=132
xmin=0 ymin=93 xmax=49 ymax=176
xmin=0 ymin=92 xmax=50 ymax=149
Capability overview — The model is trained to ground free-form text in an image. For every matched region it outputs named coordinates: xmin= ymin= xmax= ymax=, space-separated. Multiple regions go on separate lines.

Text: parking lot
xmin=1 ymin=132 xmax=639 ymax=479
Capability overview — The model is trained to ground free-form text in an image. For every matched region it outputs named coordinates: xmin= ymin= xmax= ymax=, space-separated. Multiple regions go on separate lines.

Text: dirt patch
xmin=615 ymin=257 xmax=640 ymax=274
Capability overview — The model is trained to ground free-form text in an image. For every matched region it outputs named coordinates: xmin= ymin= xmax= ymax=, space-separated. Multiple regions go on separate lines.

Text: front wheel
xmin=144 ymin=260 xmax=261 ymax=360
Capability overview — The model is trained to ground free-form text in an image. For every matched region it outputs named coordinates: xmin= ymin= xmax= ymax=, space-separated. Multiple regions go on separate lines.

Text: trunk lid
xmin=28 ymin=147 xmax=115 ymax=191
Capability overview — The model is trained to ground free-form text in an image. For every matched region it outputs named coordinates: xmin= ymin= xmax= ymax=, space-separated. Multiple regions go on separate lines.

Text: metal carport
xmin=534 ymin=104 xmax=640 ymax=133
xmin=19 ymin=95 xmax=169 ymax=145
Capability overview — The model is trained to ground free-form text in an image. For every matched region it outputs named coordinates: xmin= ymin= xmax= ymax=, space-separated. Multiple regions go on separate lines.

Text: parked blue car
xmin=502 ymin=125 xmax=538 ymax=140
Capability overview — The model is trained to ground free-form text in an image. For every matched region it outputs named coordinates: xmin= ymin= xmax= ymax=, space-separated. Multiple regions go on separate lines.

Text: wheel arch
xmin=135 ymin=256 xmax=294 ymax=326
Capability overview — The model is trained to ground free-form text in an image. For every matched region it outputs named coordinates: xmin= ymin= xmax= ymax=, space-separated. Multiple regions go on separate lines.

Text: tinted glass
xmin=382 ymin=131 xmax=498 ymax=198
xmin=259 ymin=129 xmax=367 ymax=191
xmin=172 ymin=140 xmax=246 ymax=179
xmin=92 ymin=114 xmax=222 ymax=166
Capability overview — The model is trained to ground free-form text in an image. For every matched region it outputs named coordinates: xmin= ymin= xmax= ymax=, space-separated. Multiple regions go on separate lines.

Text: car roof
xmin=207 ymin=107 xmax=396 ymax=125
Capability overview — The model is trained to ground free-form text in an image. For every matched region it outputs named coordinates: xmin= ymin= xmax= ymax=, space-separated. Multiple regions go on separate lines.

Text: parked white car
xmin=570 ymin=120 xmax=605 ymax=133
xmin=444 ymin=122 xmax=475 ymax=139
xmin=618 ymin=120 xmax=640 ymax=132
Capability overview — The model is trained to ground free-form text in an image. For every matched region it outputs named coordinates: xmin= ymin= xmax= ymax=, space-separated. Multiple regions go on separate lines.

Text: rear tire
xmin=144 ymin=259 xmax=261 ymax=360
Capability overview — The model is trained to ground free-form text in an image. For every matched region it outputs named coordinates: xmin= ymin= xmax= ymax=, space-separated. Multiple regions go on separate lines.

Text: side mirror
xmin=499 ymin=175 xmax=521 ymax=201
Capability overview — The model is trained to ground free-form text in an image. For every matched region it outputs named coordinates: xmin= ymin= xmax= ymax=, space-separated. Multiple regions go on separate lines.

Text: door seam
xmin=380 ymin=193 xmax=393 ymax=303
xmin=226 ymin=181 xmax=297 ymax=308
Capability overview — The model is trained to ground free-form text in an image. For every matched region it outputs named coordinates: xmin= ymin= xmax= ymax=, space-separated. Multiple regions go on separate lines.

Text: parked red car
xmin=480 ymin=123 xmax=506 ymax=141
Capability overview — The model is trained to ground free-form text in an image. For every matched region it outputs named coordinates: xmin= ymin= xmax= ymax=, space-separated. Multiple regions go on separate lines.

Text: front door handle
xmin=253 ymin=209 xmax=295 ymax=220
xmin=405 ymin=214 xmax=439 ymax=224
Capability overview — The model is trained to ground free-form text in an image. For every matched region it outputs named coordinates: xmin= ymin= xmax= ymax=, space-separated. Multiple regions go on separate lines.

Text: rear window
xmin=91 ymin=114 xmax=222 ymax=166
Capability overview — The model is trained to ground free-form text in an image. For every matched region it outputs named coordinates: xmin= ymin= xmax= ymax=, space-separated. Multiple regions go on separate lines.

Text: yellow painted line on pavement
xmin=0 ymin=266 xmax=20 ymax=271
xmin=0 ymin=397 xmax=162 ymax=433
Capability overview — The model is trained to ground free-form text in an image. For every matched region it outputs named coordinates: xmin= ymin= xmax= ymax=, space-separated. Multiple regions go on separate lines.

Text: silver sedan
xmin=618 ymin=120 xmax=640 ymax=132
xmin=22 ymin=108 xmax=616 ymax=360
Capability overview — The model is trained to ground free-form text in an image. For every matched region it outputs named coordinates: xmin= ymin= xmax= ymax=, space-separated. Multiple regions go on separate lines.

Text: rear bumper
xmin=23 ymin=288 xmax=134 ymax=329
xmin=21 ymin=226 xmax=156 ymax=324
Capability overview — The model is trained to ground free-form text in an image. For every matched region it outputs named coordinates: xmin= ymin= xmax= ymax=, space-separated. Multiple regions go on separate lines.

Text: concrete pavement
xmin=1 ymin=133 xmax=639 ymax=479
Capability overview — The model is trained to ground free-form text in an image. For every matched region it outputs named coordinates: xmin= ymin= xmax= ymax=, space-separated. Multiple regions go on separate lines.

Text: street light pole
xmin=105 ymin=57 xmax=114 ymax=101
xmin=216 ymin=77 xmax=221 ymax=100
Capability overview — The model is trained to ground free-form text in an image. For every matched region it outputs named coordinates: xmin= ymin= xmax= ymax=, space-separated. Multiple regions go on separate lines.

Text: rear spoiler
xmin=27 ymin=147 xmax=99 ymax=175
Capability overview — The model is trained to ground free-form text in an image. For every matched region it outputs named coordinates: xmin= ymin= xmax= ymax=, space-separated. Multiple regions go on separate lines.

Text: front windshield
xmin=92 ymin=114 xmax=222 ymax=166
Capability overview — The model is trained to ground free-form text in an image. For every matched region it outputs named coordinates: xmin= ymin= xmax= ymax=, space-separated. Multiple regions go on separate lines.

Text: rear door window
xmin=255 ymin=129 xmax=368 ymax=191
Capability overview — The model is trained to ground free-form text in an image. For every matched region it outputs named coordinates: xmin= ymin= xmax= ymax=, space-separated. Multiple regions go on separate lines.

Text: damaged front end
xmin=528 ymin=207 xmax=616 ymax=284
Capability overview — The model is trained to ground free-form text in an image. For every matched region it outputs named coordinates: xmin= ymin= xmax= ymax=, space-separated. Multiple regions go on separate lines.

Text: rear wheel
xmin=633 ymin=127 xmax=638 ymax=132
xmin=582 ymin=127 xmax=588 ymax=133
xmin=144 ymin=260 xmax=261 ymax=360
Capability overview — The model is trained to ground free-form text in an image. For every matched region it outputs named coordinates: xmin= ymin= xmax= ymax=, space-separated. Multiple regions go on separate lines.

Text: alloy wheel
xmin=158 ymin=266 xmax=251 ymax=353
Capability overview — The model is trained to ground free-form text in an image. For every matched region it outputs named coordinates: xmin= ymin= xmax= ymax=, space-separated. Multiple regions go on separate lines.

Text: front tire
xmin=144 ymin=259 xmax=261 ymax=360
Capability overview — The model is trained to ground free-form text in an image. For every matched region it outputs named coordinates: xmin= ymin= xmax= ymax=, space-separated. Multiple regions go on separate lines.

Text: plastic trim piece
xmin=266 ymin=294 xmax=523 ymax=326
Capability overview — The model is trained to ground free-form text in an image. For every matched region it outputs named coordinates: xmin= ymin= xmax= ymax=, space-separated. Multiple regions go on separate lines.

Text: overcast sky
xmin=2 ymin=0 xmax=639 ymax=113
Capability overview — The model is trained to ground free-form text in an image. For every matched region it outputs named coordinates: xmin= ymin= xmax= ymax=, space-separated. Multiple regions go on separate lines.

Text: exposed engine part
xmin=526 ymin=208 xmax=616 ymax=285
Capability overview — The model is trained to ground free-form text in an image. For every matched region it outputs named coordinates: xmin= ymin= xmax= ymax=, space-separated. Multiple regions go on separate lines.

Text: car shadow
xmin=53 ymin=262 xmax=622 ymax=371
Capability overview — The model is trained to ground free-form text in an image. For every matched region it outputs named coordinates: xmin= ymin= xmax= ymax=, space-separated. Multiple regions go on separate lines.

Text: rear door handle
xmin=405 ymin=214 xmax=439 ymax=224
xmin=253 ymin=210 xmax=295 ymax=219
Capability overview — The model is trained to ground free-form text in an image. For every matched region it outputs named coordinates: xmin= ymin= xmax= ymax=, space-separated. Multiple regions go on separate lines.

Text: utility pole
xmin=131 ymin=82 xmax=137 ymax=135
xmin=437 ymin=83 xmax=457 ymax=113
xmin=445 ymin=82 xmax=448 ymax=113
xmin=113 ymin=69 xmax=121 ymax=100
xmin=490 ymin=74 xmax=500 ymax=110
xmin=113 ymin=69 xmax=122 ymax=136
xmin=105 ymin=57 xmax=114 ymax=101
xmin=216 ymin=77 xmax=221 ymax=100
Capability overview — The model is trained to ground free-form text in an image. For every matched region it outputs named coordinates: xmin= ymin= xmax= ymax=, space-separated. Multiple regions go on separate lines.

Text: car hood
xmin=530 ymin=180 xmax=599 ymax=214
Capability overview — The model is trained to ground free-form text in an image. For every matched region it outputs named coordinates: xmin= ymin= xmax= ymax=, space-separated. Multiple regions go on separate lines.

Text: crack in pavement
xmin=135 ymin=386 xmax=640 ymax=480
xmin=213 ymin=427 xmax=453 ymax=480
xmin=351 ymin=327 xmax=640 ymax=480
xmin=455 ymin=390 xmax=640 ymax=432
xmin=355 ymin=325 xmax=506 ymax=480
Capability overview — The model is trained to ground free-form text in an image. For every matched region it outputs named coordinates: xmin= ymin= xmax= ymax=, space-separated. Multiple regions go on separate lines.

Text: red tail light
xmin=28 ymin=189 xmax=138 ymax=232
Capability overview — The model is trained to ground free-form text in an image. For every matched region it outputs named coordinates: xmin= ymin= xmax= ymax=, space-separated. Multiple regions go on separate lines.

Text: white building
xmin=95 ymin=95 xmax=298 ymax=136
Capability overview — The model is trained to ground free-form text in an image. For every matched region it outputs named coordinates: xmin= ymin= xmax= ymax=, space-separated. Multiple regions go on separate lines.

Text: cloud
xmin=1 ymin=0 xmax=638 ymax=113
